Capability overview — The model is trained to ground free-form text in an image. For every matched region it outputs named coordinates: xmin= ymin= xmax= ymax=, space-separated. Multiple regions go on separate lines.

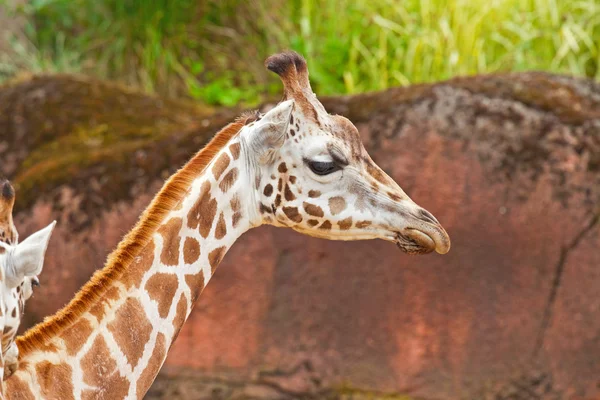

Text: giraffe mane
xmin=17 ymin=114 xmax=256 ymax=356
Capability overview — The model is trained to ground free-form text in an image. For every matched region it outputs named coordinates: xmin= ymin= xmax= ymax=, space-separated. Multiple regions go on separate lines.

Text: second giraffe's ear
xmin=248 ymin=100 xmax=293 ymax=164
xmin=5 ymin=221 xmax=56 ymax=288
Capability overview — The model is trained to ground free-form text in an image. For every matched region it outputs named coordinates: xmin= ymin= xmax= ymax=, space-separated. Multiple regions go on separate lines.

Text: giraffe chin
xmin=395 ymin=229 xmax=437 ymax=255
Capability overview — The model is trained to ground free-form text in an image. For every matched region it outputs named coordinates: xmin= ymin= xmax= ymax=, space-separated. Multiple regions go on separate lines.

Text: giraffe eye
xmin=307 ymin=160 xmax=341 ymax=176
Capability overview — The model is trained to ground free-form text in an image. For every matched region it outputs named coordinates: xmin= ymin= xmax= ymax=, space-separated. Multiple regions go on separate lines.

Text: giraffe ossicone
xmin=8 ymin=51 xmax=449 ymax=399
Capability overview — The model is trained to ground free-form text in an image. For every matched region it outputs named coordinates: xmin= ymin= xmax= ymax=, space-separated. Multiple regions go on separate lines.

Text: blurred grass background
xmin=1 ymin=0 xmax=599 ymax=106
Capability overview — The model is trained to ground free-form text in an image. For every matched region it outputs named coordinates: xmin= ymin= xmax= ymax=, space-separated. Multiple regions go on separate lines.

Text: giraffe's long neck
xmin=7 ymin=134 xmax=258 ymax=399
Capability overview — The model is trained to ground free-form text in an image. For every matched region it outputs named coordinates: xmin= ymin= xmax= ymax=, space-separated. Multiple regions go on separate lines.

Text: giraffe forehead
xmin=286 ymin=113 xmax=364 ymax=162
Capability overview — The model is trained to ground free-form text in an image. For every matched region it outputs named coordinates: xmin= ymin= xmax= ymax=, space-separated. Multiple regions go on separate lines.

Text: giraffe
xmin=2 ymin=276 xmax=40 ymax=378
xmin=7 ymin=51 xmax=450 ymax=399
xmin=0 ymin=180 xmax=55 ymax=390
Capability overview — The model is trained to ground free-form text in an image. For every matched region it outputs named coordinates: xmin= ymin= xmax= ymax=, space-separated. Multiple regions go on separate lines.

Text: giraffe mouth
xmin=395 ymin=230 xmax=436 ymax=255
xmin=395 ymin=226 xmax=450 ymax=255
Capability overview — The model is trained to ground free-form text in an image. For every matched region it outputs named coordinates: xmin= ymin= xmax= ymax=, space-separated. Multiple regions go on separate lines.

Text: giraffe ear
xmin=6 ymin=221 xmax=56 ymax=288
xmin=248 ymin=100 xmax=293 ymax=164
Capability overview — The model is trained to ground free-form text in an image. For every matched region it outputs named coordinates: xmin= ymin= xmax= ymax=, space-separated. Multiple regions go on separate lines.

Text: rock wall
xmin=1 ymin=73 xmax=599 ymax=399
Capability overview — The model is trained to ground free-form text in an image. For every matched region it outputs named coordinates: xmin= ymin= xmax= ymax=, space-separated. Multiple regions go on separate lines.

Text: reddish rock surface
xmin=1 ymin=73 xmax=599 ymax=399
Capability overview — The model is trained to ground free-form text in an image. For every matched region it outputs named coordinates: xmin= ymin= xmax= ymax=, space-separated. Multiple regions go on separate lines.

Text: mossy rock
xmin=1 ymin=72 xmax=599 ymax=229
xmin=0 ymin=74 xmax=241 ymax=220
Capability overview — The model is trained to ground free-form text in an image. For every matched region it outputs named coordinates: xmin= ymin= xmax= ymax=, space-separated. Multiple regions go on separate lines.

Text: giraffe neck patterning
xmin=8 ymin=131 xmax=254 ymax=399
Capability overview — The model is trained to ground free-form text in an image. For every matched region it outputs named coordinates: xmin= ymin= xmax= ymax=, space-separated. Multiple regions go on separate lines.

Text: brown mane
xmin=17 ymin=116 xmax=253 ymax=355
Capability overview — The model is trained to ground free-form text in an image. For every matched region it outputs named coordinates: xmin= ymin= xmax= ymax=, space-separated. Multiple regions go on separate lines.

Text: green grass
xmin=1 ymin=0 xmax=599 ymax=105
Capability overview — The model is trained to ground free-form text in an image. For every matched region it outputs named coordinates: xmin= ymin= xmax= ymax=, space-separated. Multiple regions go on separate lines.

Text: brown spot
xmin=356 ymin=221 xmax=372 ymax=228
xmin=284 ymin=184 xmax=296 ymax=201
xmin=0 ymin=247 xmax=4 ymax=254
xmin=307 ymin=219 xmax=319 ymax=227
xmin=388 ymin=192 xmax=402 ymax=202
xmin=122 ymin=240 xmax=154 ymax=289
xmin=173 ymin=199 xmax=184 ymax=211
xmin=171 ymin=294 xmax=188 ymax=342
xmin=136 ymin=333 xmax=167 ymax=398
xmin=219 ymin=168 xmax=239 ymax=192
xmin=188 ymin=181 xmax=217 ymax=238
xmin=230 ymin=196 xmax=243 ymax=228
xmin=338 ymin=217 xmax=353 ymax=230
xmin=263 ymin=184 xmax=274 ymax=197
xmin=277 ymin=178 xmax=283 ymax=192
xmin=303 ymin=202 xmax=324 ymax=217
xmin=183 ymin=237 xmax=201 ymax=264
xmin=145 ymin=273 xmax=179 ymax=318
xmin=208 ymin=246 xmax=227 ymax=274
xmin=328 ymin=197 xmax=347 ymax=215
xmin=290 ymin=114 xmax=294 ymax=124
xmin=81 ymin=335 xmax=117 ymax=387
xmin=89 ymin=286 xmax=121 ymax=321
xmin=270 ymin=174 xmax=276 ymax=180
xmin=5 ymin=376 xmax=36 ymax=399
xmin=274 ymin=194 xmax=282 ymax=208
xmin=290 ymin=129 xmax=296 ymax=136
xmin=229 ymin=142 xmax=241 ymax=160
xmin=215 ymin=213 xmax=227 ymax=239
xmin=185 ymin=272 xmax=205 ymax=303
xmin=36 ymin=361 xmax=75 ymax=400
xmin=283 ymin=207 xmax=302 ymax=223
xmin=259 ymin=203 xmax=272 ymax=214
xmin=289 ymin=176 xmax=297 ymax=184
xmin=230 ymin=195 xmax=241 ymax=212
xmin=308 ymin=190 xmax=321 ymax=198
xmin=107 ymin=297 xmax=152 ymax=368
xmin=319 ymin=220 xmax=332 ymax=230
xmin=278 ymin=162 xmax=288 ymax=173
xmin=158 ymin=217 xmax=183 ymax=266
xmin=62 ymin=318 xmax=94 ymax=356
xmin=212 ymin=153 xmax=230 ymax=180
xmin=11 ymin=307 xmax=16 ymax=318
xmin=366 ymin=162 xmax=392 ymax=185
xmin=232 ymin=212 xmax=242 ymax=228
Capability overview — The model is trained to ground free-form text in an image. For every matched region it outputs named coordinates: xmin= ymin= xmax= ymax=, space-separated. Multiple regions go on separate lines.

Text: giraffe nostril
xmin=418 ymin=209 xmax=439 ymax=225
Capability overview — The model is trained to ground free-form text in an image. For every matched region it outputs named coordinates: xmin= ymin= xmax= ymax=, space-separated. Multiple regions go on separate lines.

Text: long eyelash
xmin=329 ymin=149 xmax=349 ymax=167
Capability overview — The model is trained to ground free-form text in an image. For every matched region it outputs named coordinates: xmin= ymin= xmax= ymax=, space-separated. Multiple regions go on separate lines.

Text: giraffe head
xmin=0 ymin=181 xmax=44 ymax=299
xmin=0 ymin=180 xmax=55 ymax=378
xmin=0 ymin=220 xmax=55 ymax=290
xmin=242 ymin=52 xmax=450 ymax=254
xmin=0 ymin=219 xmax=55 ymax=378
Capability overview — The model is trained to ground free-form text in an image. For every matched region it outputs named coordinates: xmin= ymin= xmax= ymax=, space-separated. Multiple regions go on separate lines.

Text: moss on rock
xmin=0 ymin=74 xmax=240 ymax=219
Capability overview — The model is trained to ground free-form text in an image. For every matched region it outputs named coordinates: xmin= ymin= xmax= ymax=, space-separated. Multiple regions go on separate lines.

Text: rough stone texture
xmin=1 ymin=73 xmax=599 ymax=399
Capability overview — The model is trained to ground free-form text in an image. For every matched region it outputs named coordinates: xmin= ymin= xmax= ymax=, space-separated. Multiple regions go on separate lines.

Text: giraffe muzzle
xmin=392 ymin=206 xmax=451 ymax=256
xmin=396 ymin=222 xmax=451 ymax=255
